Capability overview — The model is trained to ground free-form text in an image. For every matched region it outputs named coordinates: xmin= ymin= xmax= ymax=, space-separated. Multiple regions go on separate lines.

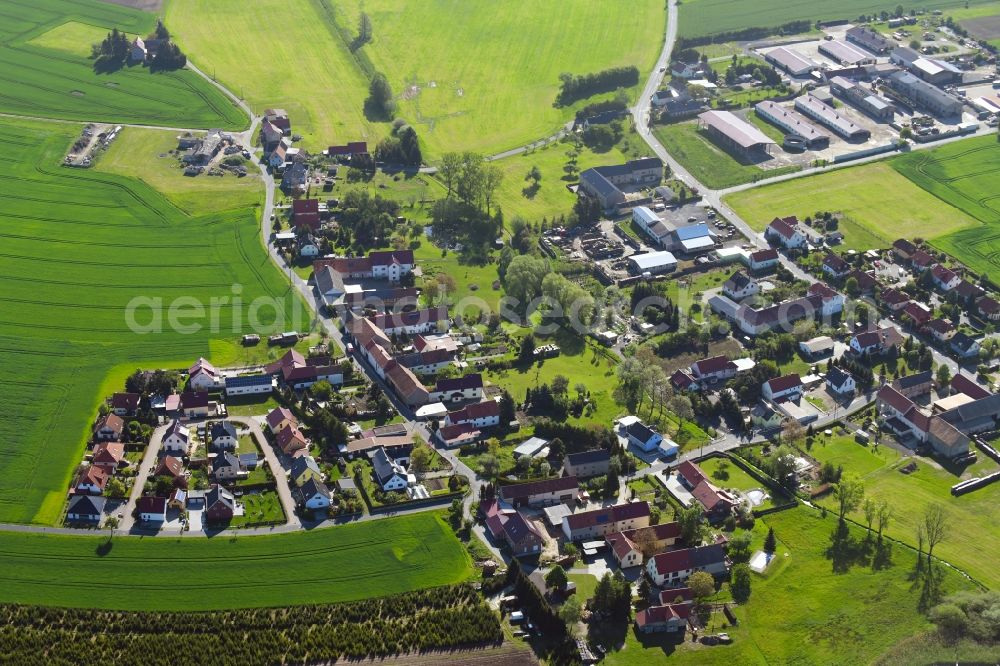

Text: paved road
xmin=231 ymin=416 xmax=301 ymax=530
xmin=118 ymin=424 xmax=167 ymax=532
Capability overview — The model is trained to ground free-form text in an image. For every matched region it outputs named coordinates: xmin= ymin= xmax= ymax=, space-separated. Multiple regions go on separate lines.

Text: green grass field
xmin=677 ymin=0 xmax=996 ymax=38
xmin=725 ymin=160 xmax=981 ymax=244
xmin=0 ymin=512 xmax=471 ymax=609
xmin=604 ymin=506 xmax=976 ymax=665
xmin=96 ymin=127 xmax=262 ymax=214
xmin=808 ymin=434 xmax=1000 ymax=590
xmin=653 ymin=121 xmax=799 ymax=190
xmin=170 ymin=0 xmax=666 ymax=158
xmin=0 ymin=0 xmax=246 ymax=129
xmin=0 ymin=118 xmax=304 ymax=524
xmin=892 ymin=136 xmax=1000 ymax=281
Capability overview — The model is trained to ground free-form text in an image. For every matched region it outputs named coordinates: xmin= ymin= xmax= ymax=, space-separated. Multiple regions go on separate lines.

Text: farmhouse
xmin=675 ymin=461 xmax=738 ymax=521
xmin=635 ymin=602 xmax=692 ymax=634
xmin=434 ymin=423 xmax=481 ymax=448
xmin=754 ymin=101 xmax=829 ymax=149
xmin=794 ymin=94 xmax=871 ymax=141
xmin=578 ymin=157 xmax=664 ymax=213
xmin=646 ymin=544 xmax=730 ymax=587
xmin=562 ymin=501 xmax=651 ymax=541
xmin=66 ymin=495 xmax=105 ymax=524
xmin=763 ymin=46 xmax=817 ymax=76
xmin=427 ymin=374 xmax=483 ymax=403
xmin=606 ymin=522 xmax=682 ymax=568
xmin=483 ymin=503 xmax=545 ymax=557
xmin=327 ymin=141 xmax=369 ymax=158
xmin=893 ymin=371 xmax=933 ymax=398
xmin=563 ymin=449 xmax=612 ymax=478
xmin=370 ymin=306 xmax=448 ymax=335
xmin=264 ymin=108 xmax=291 ymax=133
xmin=445 ymin=400 xmax=500 ymax=429
xmin=697 ymin=110 xmax=775 ymax=158
xmin=876 ymin=385 xmax=972 ymax=458
xmin=499 ymin=476 xmax=579 ymax=508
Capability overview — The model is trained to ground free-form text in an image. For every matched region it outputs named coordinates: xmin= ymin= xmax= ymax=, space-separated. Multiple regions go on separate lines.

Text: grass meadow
xmin=892 ymin=136 xmax=1000 ymax=282
xmin=677 ymin=0 xmax=997 ymax=38
xmin=725 ymin=160 xmax=981 ymax=245
xmin=0 ymin=0 xmax=246 ymax=129
xmin=169 ymin=0 xmax=666 ymax=158
xmin=603 ymin=506 xmax=977 ymax=665
xmin=653 ymin=121 xmax=799 ymax=189
xmin=0 ymin=512 xmax=471 ymax=610
xmin=0 ymin=118 xmax=305 ymax=524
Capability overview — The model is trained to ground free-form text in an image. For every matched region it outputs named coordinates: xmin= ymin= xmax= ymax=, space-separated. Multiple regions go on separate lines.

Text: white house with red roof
xmin=188 ymin=357 xmax=223 ymax=391
xmin=675 ymin=461 xmax=739 ymax=522
xmin=850 ymin=326 xmax=904 ymax=356
xmin=445 ymin=399 xmax=500 ymax=428
xmin=646 ymin=543 xmax=730 ymax=587
xmin=747 ymin=248 xmax=779 ymax=271
xmin=931 ymin=265 xmax=961 ymax=292
xmin=764 ymin=216 xmax=806 ymax=249
xmin=879 ymin=288 xmax=909 ymax=312
xmin=763 ymin=373 xmax=804 ymax=401
xmin=822 ymin=253 xmax=851 ymax=278
xmin=635 ymin=602 xmax=692 ymax=634
xmin=924 ymin=318 xmax=956 ymax=342
xmin=606 ymin=522 xmax=681 ymax=568
xmin=562 ymin=501 xmax=651 ymax=541
xmin=977 ymin=296 xmax=1000 ymax=321
xmin=807 ymin=282 xmax=845 ymax=316
xmin=689 ymin=355 xmax=737 ymax=383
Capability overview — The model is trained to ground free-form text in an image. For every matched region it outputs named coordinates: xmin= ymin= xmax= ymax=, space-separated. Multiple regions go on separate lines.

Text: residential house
xmin=635 ymin=603 xmax=692 ymax=634
xmin=910 ymin=249 xmax=935 ymax=271
xmin=93 ymin=413 xmax=124 ymax=442
xmin=977 ymin=296 xmax=1000 ymax=322
xmin=265 ymin=407 xmax=297 ymax=434
xmin=606 ymin=522 xmax=682 ymax=568
xmin=675 ymin=461 xmax=739 ymax=521
xmin=822 ymin=253 xmax=851 ymax=279
xmin=179 ymin=391 xmax=210 ymax=418
xmin=188 ymin=357 xmax=223 ymax=391
xmin=646 ymin=544 xmax=730 ymax=587
xmin=268 ymin=141 xmax=289 ymax=169
xmin=204 ymin=485 xmax=237 ymax=524
xmin=74 ymin=466 xmax=109 ymax=495
xmin=950 ymin=332 xmax=981 ymax=359
xmin=225 ymin=374 xmax=273 ymax=396
xmin=161 ymin=420 xmax=190 ymax=455
xmin=902 ymin=301 xmax=933 ymax=327
xmin=276 ymin=425 xmax=309 ymax=456
xmin=66 ymin=495 xmax=105 ymax=523
xmin=562 ymin=501 xmax=651 ymax=541
xmin=765 ymin=216 xmax=806 ymax=250
xmin=168 ymin=488 xmax=187 ymax=510
xmin=341 ymin=435 xmax=414 ymax=461
xmin=136 ymin=497 xmax=167 ymax=523
xmin=212 ymin=451 xmax=243 ymax=481
xmin=763 ymin=374 xmax=803 ymax=402
xmin=211 ymin=421 xmax=238 ymax=450
xmin=826 ymin=366 xmax=856 ymax=397
xmin=931 ymin=265 xmax=961 ymax=292
xmin=892 ymin=239 xmax=916 ymax=261
xmin=291 ymin=199 xmax=320 ymax=230
xmin=384 ymin=362 xmax=431 ymax=407
xmin=893 ymin=371 xmax=933 ymax=398
xmin=617 ymin=417 xmax=664 ymax=453
xmin=847 ymin=269 xmax=877 ymax=295
xmin=807 ymin=282 xmax=846 ymax=316
xmin=751 ymin=401 xmax=784 ymax=429
xmin=290 ymin=455 xmax=323 ymax=487
xmin=434 ymin=423 xmax=481 ymax=448
xmin=850 ymin=326 xmax=904 ymax=356
xmin=670 ymin=369 xmax=699 ymax=392
xmin=722 ymin=271 xmax=759 ymax=301
xmin=281 ymin=364 xmax=344 ymax=391
xmin=372 ymin=446 xmax=408 ymax=492
xmin=879 ymin=288 xmax=910 ymax=312
xmin=292 ymin=478 xmax=331 ymax=511
xmin=264 ymin=108 xmax=291 ymax=133
xmin=398 ymin=348 xmax=454 ymax=376
xmin=747 ymin=248 xmax=779 ymax=272
xmin=876 ymin=385 xmax=971 ymax=458
xmin=445 ymin=400 xmax=500 ymax=429
xmin=427 ymin=374 xmax=483 ymax=403
xmin=110 ymin=392 xmax=140 ymax=417
xmin=260 ymin=120 xmax=284 ymax=151
xmin=91 ymin=442 xmax=126 ymax=473
xmin=154 ymin=455 xmax=184 ymax=479
xmin=281 ymin=162 xmax=307 ymax=193
xmin=327 ymin=141 xmax=369 ymax=158
xmin=483 ymin=504 xmax=545 ymax=557
xmin=369 ymin=306 xmax=449 ymax=336
xmin=499 ymin=476 xmax=579 ymax=508
xmin=924 ymin=318 xmax=956 ymax=342
xmin=563 ymin=449 xmax=612 ymax=479
xmin=953 ymin=280 xmax=985 ymax=305
xmin=129 ymin=36 xmax=147 ymax=63
xmin=690 ymin=355 xmax=737 ymax=384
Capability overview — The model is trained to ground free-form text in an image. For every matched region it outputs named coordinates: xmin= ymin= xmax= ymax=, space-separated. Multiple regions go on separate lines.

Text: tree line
xmin=91 ymin=21 xmax=186 ymax=73
xmin=0 ymin=585 xmax=501 ymax=666
xmin=556 ymin=66 xmax=639 ymax=107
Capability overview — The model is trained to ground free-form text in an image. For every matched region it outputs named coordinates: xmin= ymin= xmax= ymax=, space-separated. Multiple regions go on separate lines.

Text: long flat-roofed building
xmin=891 ymin=47 xmax=963 ymax=85
xmin=754 ymin=101 xmax=829 ymax=148
xmin=819 ymin=40 xmax=876 ymax=66
xmin=794 ymin=94 xmax=871 ymax=140
xmin=886 ymin=71 xmax=964 ymax=117
xmin=829 ymin=77 xmax=896 ymax=122
xmin=846 ymin=26 xmax=892 ymax=54
xmin=697 ymin=110 xmax=775 ymax=158
xmin=764 ymin=46 xmax=818 ymax=76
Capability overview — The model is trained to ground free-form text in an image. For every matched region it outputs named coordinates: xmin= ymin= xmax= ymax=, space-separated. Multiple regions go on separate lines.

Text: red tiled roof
xmin=448 ymin=399 xmax=500 ymax=423
xmin=767 ymin=216 xmax=799 ymax=239
xmin=564 ymin=501 xmax=650 ymax=531
xmin=808 ymin=282 xmax=839 ymax=300
xmin=77 ymin=465 xmax=109 ymax=490
xmin=902 ymin=302 xmax=932 ymax=324
xmin=931 ymin=265 xmax=957 ymax=283
xmin=910 ymin=250 xmax=934 ymax=267
xmin=880 ymin=288 xmax=908 ymax=306
xmin=691 ymin=355 xmax=734 ymax=376
xmin=155 ymin=456 xmax=184 ymax=478
xmin=111 ymin=392 xmax=140 ymax=411
xmin=292 ymin=199 xmax=319 ymax=215
xmin=499 ymin=476 xmax=579 ymax=502
xmin=749 ymin=248 xmax=779 ymax=263
xmin=950 ymin=374 xmax=992 ymax=400
xmin=676 ymin=461 xmax=706 ymax=487
xmin=893 ymin=239 xmax=916 ymax=255
xmin=924 ymin=318 xmax=955 ymax=335
xmin=877 ymin=385 xmax=914 ymax=415
xmin=978 ymin=296 xmax=1000 ymax=315
xmin=765 ymin=373 xmax=802 ymax=394
xmin=92 ymin=442 xmax=125 ymax=466
xmin=823 ymin=253 xmax=849 ymax=272
xmin=266 ymin=407 xmax=296 ymax=430
xmin=635 ymin=602 xmax=691 ymax=629
xmin=94 ymin=413 xmax=123 ymax=435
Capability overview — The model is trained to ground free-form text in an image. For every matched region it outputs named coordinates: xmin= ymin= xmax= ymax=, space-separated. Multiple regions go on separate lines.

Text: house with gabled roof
xmin=265 ymin=407 xmax=297 ymax=434
xmin=617 ymin=416 xmax=663 ymax=452
xmin=951 ymin=374 xmax=991 ymax=400
xmin=94 ymin=413 xmax=124 ymax=442
xmin=563 ymin=449 xmax=612 ymax=478
xmin=765 ymin=216 xmax=806 ymax=249
xmin=499 ymin=476 xmax=579 ymax=508
xmin=91 ymin=441 xmax=126 ymax=472
xmin=276 ymin=425 xmax=309 ymax=456
xmin=635 ymin=602 xmax=692 ymax=634
xmin=807 ymin=282 xmax=845 ymax=316
xmin=205 ymin=485 xmax=236 ymax=524
xmin=75 ymin=465 xmax=109 ymax=495
xmin=110 ymin=392 xmax=141 ymax=417
xmin=747 ymin=248 xmax=779 ymax=272
xmin=690 ymin=355 xmax=737 ymax=383
xmin=910 ymin=249 xmax=935 ymax=271
xmin=953 ymin=280 xmax=985 ymax=304
xmin=675 ymin=461 xmax=739 ymax=521
xmin=427 ymin=373 xmax=483 ymax=403
xmin=850 ymin=325 xmax=904 ymax=356
xmin=292 ymin=477 xmax=331 ymax=511
xmin=606 ymin=522 xmax=682 ymax=568
xmin=161 ymin=420 xmax=190 ymax=455
xmin=722 ymin=270 xmax=759 ymax=301
xmin=893 ymin=371 xmax=933 ymax=398
xmin=154 ymin=455 xmax=185 ymax=479
xmin=136 ymin=496 xmax=167 ymax=523
xmin=977 ymin=296 xmax=1000 ymax=322
xmin=486 ymin=509 xmax=545 ymax=557
xmin=434 ymin=423 xmax=481 ymax=448
xmin=931 ymin=265 xmax=961 ymax=292
xmin=902 ymin=301 xmax=933 ymax=327
xmin=763 ymin=373 xmax=803 ymax=402
xmin=562 ymin=501 xmax=651 ymax=541
xmin=892 ymin=239 xmax=916 ymax=261
xmin=179 ymin=391 xmax=210 ymax=418
xmin=822 ymin=253 xmax=851 ymax=279
xmin=847 ymin=269 xmax=877 ymax=295
xmin=67 ymin=495 xmax=105 ymax=523
xmin=212 ymin=451 xmax=243 ymax=481
xmin=445 ymin=399 xmax=500 ymax=428
xmin=646 ymin=544 xmax=730 ymax=587
xmin=950 ymin=332 xmax=980 ymax=359
xmin=188 ymin=357 xmax=222 ymax=391
xmin=371 ymin=446 xmax=408 ymax=492
xmin=290 ymin=455 xmax=323 ymax=487
xmin=211 ymin=421 xmax=238 ymax=450
xmin=924 ymin=318 xmax=956 ymax=342
xmin=879 ymin=288 xmax=909 ymax=312
xmin=826 ymin=366 xmax=856 ymax=397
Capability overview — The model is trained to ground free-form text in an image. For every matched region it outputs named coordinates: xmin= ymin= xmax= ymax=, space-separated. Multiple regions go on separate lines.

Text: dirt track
xmin=98 ymin=0 xmax=163 ymax=12
xmin=345 ymin=644 xmax=538 ymax=666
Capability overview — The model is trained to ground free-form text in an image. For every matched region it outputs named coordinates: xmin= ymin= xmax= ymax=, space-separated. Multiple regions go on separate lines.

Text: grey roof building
xmin=886 ymin=71 xmax=963 ymax=117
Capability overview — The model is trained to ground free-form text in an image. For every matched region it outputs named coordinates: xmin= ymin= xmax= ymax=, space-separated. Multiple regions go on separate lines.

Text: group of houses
xmin=313 ymin=249 xmax=418 ymax=312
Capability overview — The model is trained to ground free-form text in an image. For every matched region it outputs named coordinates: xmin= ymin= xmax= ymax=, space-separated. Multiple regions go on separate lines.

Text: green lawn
xmin=0 ymin=512 xmax=471 ymax=610
xmin=725 ymin=161 xmax=981 ymax=241
xmin=603 ymin=506 xmax=976 ymax=665
xmin=0 ymin=118 xmax=303 ymax=524
xmin=653 ymin=121 xmax=799 ymax=190
xmin=807 ymin=433 xmax=1000 ymax=589
xmin=96 ymin=127 xmax=263 ymax=215
xmin=568 ymin=572 xmax=599 ymax=604
xmin=892 ymin=136 xmax=1000 ymax=282
xmin=0 ymin=0 xmax=245 ymax=128
xmin=170 ymin=0 xmax=666 ymax=157
xmin=230 ymin=490 xmax=285 ymax=527
xmin=677 ymin=0 xmax=996 ymax=38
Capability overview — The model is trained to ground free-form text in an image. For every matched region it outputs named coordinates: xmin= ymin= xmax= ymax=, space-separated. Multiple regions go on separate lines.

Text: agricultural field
xmin=807 ymin=433 xmax=1000 ymax=589
xmin=892 ymin=136 xmax=1000 ymax=282
xmin=0 ymin=0 xmax=246 ymax=129
xmin=0 ymin=512 xmax=471 ymax=610
xmin=947 ymin=1 xmax=1000 ymax=48
xmin=0 ymin=118 xmax=303 ymax=524
xmin=170 ymin=0 xmax=667 ymax=158
xmin=725 ymin=161 xmax=981 ymax=248
xmin=677 ymin=0 xmax=995 ymax=38
xmin=603 ymin=506 xmax=977 ymax=665
xmin=95 ymin=127 xmax=262 ymax=214
xmin=653 ymin=122 xmax=799 ymax=190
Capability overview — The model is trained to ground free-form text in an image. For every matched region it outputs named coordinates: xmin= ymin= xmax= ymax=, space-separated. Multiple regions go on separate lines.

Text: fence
xmin=832 ymin=144 xmax=898 ymax=164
